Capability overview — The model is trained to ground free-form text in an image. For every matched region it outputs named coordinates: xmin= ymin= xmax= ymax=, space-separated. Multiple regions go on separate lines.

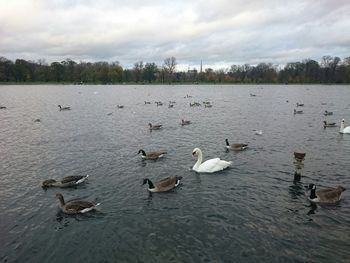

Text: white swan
xmin=192 ymin=148 xmax=232 ymax=173
xmin=339 ymin=119 xmax=350 ymax=134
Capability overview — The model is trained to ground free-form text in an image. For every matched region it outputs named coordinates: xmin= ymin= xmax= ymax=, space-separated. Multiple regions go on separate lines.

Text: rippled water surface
xmin=1 ymin=84 xmax=350 ymax=263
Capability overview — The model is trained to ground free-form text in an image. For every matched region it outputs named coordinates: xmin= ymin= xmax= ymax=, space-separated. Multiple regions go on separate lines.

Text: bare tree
xmin=163 ymin=57 xmax=177 ymax=83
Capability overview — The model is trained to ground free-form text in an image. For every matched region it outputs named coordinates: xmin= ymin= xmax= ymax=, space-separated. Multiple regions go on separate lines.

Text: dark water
xmin=0 ymin=84 xmax=350 ymax=263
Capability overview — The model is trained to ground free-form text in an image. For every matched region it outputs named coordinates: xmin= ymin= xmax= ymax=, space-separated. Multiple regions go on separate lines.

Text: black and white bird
xmin=306 ymin=184 xmax=346 ymax=204
xmin=142 ymin=176 xmax=182 ymax=193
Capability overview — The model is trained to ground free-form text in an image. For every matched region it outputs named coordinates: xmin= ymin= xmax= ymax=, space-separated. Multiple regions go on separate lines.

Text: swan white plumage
xmin=340 ymin=119 xmax=350 ymax=134
xmin=192 ymin=148 xmax=232 ymax=173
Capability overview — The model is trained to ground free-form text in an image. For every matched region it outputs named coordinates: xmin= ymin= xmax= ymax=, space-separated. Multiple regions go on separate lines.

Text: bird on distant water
xmin=138 ymin=149 xmax=167 ymax=160
xmin=339 ymin=119 xmax=350 ymax=134
xmin=225 ymin=139 xmax=248 ymax=151
xmin=181 ymin=119 xmax=191 ymax=126
xmin=148 ymin=123 xmax=162 ymax=130
xmin=306 ymin=184 xmax=346 ymax=204
xmin=142 ymin=176 xmax=182 ymax=193
xmin=42 ymin=175 xmax=89 ymax=188
xmin=58 ymin=105 xmax=71 ymax=111
xmin=55 ymin=193 xmax=100 ymax=214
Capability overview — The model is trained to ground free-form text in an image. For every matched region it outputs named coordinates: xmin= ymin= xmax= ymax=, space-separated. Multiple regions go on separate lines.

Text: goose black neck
xmin=146 ymin=179 xmax=155 ymax=189
xmin=225 ymin=139 xmax=229 ymax=146
xmin=310 ymin=189 xmax=317 ymax=199
xmin=139 ymin=150 xmax=146 ymax=156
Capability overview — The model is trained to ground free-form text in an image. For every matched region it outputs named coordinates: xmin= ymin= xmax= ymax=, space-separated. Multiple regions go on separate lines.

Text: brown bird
xmin=138 ymin=149 xmax=167 ymax=160
xmin=42 ymin=175 xmax=89 ymax=188
xmin=225 ymin=139 xmax=248 ymax=151
xmin=142 ymin=176 xmax=182 ymax=192
xmin=306 ymin=184 xmax=346 ymax=204
xmin=55 ymin=193 xmax=100 ymax=214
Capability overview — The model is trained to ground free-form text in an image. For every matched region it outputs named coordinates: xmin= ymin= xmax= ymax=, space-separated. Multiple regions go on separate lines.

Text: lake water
xmin=0 ymin=84 xmax=350 ymax=263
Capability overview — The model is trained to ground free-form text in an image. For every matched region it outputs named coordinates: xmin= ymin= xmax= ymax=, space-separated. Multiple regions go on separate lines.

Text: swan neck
xmin=193 ymin=151 xmax=203 ymax=170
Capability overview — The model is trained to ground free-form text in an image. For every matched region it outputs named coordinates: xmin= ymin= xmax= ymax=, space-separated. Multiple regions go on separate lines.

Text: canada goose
xmin=107 ymin=112 xmax=113 ymax=116
xmin=34 ymin=119 xmax=41 ymax=122
xmin=296 ymin=103 xmax=304 ymax=107
xmin=181 ymin=119 xmax=191 ymax=126
xmin=155 ymin=101 xmax=163 ymax=106
xmin=142 ymin=176 xmax=182 ymax=192
xmin=250 ymin=93 xmax=256 ymax=97
xmin=55 ymin=193 xmax=100 ymax=214
xmin=138 ymin=149 xmax=167 ymax=160
xmin=117 ymin=105 xmax=124 ymax=109
xmin=148 ymin=123 xmax=162 ymax=130
xmin=204 ymin=104 xmax=213 ymax=108
xmin=294 ymin=109 xmax=303 ymax=114
xmin=42 ymin=175 xmax=89 ymax=188
xmin=0 ymin=106 xmax=6 ymax=109
xmin=324 ymin=110 xmax=333 ymax=116
xmin=58 ymin=105 xmax=71 ymax=111
xmin=168 ymin=104 xmax=174 ymax=108
xmin=306 ymin=184 xmax=346 ymax=204
xmin=323 ymin=121 xmax=336 ymax=128
xmin=225 ymin=139 xmax=248 ymax=151
xmin=144 ymin=101 xmax=151 ymax=104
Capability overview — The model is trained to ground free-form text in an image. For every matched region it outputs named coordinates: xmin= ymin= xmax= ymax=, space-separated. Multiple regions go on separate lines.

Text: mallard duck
xmin=225 ymin=139 xmax=248 ymax=151
xmin=181 ymin=119 xmax=191 ymax=126
xmin=142 ymin=176 xmax=182 ymax=192
xmin=58 ymin=105 xmax=71 ymax=111
xmin=42 ymin=175 xmax=89 ymax=188
xmin=192 ymin=148 xmax=232 ymax=173
xmin=55 ymin=193 xmax=100 ymax=214
xmin=138 ymin=149 xmax=167 ymax=160
xmin=323 ymin=121 xmax=336 ymax=128
xmin=148 ymin=123 xmax=162 ymax=130
xmin=306 ymin=184 xmax=346 ymax=204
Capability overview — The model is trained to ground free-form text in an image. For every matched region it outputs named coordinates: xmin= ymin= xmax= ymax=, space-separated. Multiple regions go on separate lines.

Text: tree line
xmin=0 ymin=55 xmax=349 ymax=84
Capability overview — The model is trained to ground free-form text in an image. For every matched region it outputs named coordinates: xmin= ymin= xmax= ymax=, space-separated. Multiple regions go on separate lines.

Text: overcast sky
xmin=1 ymin=0 xmax=350 ymax=70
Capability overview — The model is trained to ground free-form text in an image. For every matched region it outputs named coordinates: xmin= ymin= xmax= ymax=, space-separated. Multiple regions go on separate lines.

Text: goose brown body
xmin=307 ymin=184 xmax=346 ymax=204
xmin=225 ymin=139 xmax=248 ymax=151
xmin=138 ymin=149 xmax=166 ymax=160
xmin=42 ymin=175 xmax=88 ymax=188
xmin=143 ymin=176 xmax=182 ymax=192
xmin=55 ymin=193 xmax=99 ymax=214
xmin=148 ymin=123 xmax=162 ymax=130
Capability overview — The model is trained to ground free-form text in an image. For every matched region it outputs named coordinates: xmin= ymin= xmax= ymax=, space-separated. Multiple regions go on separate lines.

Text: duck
xmin=34 ymin=119 xmax=41 ymax=122
xmin=138 ymin=149 xmax=167 ymax=160
xmin=168 ymin=104 xmax=174 ymax=108
xmin=192 ymin=148 xmax=232 ymax=173
xmin=253 ymin=130 xmax=263 ymax=136
xmin=323 ymin=121 xmax=337 ymax=128
xmin=144 ymin=101 xmax=151 ymax=104
xmin=296 ymin=103 xmax=304 ymax=107
xmin=204 ymin=104 xmax=213 ymax=108
xmin=0 ymin=106 xmax=6 ymax=109
xmin=225 ymin=139 xmax=248 ymax=151
xmin=294 ymin=109 xmax=303 ymax=114
xmin=116 ymin=105 xmax=124 ymax=109
xmin=306 ymin=184 xmax=346 ymax=204
xmin=148 ymin=123 xmax=162 ymax=130
xmin=250 ymin=93 xmax=256 ymax=97
xmin=42 ymin=175 xmax=89 ymax=188
xmin=181 ymin=119 xmax=191 ymax=126
xmin=55 ymin=193 xmax=100 ymax=214
xmin=58 ymin=105 xmax=71 ymax=111
xmin=339 ymin=119 xmax=350 ymax=134
xmin=324 ymin=110 xmax=333 ymax=116
xmin=142 ymin=176 xmax=182 ymax=193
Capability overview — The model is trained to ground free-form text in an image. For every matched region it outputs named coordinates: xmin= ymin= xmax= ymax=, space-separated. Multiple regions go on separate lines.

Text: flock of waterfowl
xmin=1 ymin=93 xmax=349 ymax=214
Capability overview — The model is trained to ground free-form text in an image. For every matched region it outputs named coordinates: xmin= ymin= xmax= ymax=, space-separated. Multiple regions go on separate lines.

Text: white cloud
xmin=0 ymin=0 xmax=349 ymax=68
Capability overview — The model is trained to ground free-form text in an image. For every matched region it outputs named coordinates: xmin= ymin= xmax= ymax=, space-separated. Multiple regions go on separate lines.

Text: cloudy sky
xmin=1 ymin=0 xmax=350 ymax=69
